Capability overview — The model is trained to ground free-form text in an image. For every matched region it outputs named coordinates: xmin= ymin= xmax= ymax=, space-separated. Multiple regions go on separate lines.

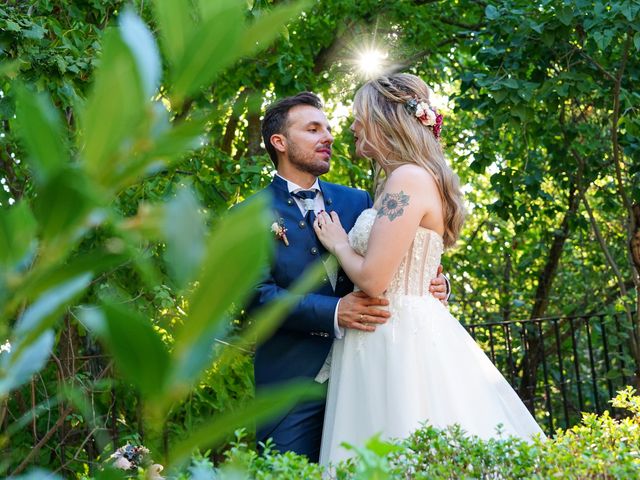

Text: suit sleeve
xmin=249 ymin=274 xmax=339 ymax=337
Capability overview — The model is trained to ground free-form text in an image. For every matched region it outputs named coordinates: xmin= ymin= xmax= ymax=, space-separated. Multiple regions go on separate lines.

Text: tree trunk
xmin=220 ymin=91 xmax=248 ymax=156
xmin=518 ymin=185 xmax=580 ymax=403
xmin=245 ymin=90 xmax=263 ymax=158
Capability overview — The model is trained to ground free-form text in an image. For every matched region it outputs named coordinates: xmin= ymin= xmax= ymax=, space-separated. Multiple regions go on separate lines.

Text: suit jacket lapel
xmin=269 ymin=175 xmax=323 ymax=249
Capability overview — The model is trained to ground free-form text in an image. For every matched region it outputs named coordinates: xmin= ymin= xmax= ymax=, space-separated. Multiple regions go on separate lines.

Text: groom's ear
xmin=270 ymin=133 xmax=287 ymax=154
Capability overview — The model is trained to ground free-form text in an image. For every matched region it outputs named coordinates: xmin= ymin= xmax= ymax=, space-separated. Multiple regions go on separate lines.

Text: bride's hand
xmin=313 ymin=211 xmax=349 ymax=255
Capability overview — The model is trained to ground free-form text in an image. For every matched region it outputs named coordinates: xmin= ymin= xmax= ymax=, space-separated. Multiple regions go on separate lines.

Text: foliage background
xmin=0 ymin=0 xmax=638 ymax=476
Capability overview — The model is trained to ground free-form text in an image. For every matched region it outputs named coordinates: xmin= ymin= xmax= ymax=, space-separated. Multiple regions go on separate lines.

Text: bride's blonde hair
xmin=353 ymin=73 xmax=466 ymax=248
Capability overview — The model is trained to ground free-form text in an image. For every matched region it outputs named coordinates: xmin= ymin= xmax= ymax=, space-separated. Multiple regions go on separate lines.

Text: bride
xmin=313 ymin=73 xmax=543 ymax=465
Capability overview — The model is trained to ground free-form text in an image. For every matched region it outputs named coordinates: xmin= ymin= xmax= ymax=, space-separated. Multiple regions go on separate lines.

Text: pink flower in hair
xmin=432 ymin=113 xmax=443 ymax=139
xmin=405 ymin=98 xmax=443 ymax=139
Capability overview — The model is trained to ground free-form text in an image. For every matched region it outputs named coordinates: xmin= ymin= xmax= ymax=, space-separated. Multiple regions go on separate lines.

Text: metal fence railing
xmin=463 ymin=311 xmax=638 ymax=435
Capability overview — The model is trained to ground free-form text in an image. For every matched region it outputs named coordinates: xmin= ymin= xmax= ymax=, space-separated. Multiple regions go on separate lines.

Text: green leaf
xmin=108 ymin=113 xmax=207 ymax=190
xmin=81 ymin=303 xmax=170 ymax=398
xmin=170 ymin=0 xmax=244 ymax=103
xmin=197 ymin=0 xmax=240 ymax=20
xmin=14 ymin=274 xmax=92 ymax=349
xmin=0 ymin=330 xmax=54 ymax=397
xmin=6 ymin=251 xmax=126 ymax=319
xmin=168 ymin=381 xmax=324 ymax=465
xmin=528 ymin=21 xmax=544 ymax=34
xmin=557 ymin=6 xmax=573 ymax=26
xmin=22 ymin=24 xmax=46 ymax=40
xmin=594 ymin=2 xmax=604 ymax=16
xmin=171 ymin=195 xmax=272 ymax=383
xmin=0 ymin=60 xmax=20 ymax=78
xmin=620 ymin=1 xmax=637 ymax=21
xmin=31 ymin=169 xmax=94 ymax=243
xmin=605 ymin=369 xmax=622 ymax=380
xmin=92 ymin=468 xmax=127 ymax=480
xmin=542 ymin=30 xmax=556 ymax=47
xmin=592 ymin=30 xmax=613 ymax=50
xmin=485 ymin=5 xmax=500 ymax=20
xmin=15 ymin=85 xmax=68 ymax=184
xmin=491 ymin=90 xmax=508 ymax=104
xmin=7 ymin=468 xmax=64 ymax=480
xmin=164 ymin=187 xmax=206 ymax=288
xmin=119 ymin=9 xmax=161 ymax=97
xmin=503 ymin=78 xmax=519 ymax=89
xmin=363 ymin=434 xmax=403 ymax=456
xmin=146 ymin=115 xmax=206 ymax=158
xmin=80 ymin=28 xmax=146 ymax=184
xmin=5 ymin=20 xmax=21 ymax=32
xmin=152 ymin=0 xmax=192 ymax=65
xmin=236 ymin=1 xmax=308 ymax=57
xmin=634 ymin=32 xmax=640 ymax=51
xmin=0 ymin=201 xmax=36 ymax=268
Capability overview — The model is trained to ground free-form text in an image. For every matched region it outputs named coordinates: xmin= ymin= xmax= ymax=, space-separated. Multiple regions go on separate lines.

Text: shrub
xmin=209 ymin=387 xmax=640 ymax=479
xmin=28 ymin=388 xmax=638 ymax=479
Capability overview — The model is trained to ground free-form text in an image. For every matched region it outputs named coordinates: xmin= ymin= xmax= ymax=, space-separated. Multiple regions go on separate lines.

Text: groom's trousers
xmin=257 ymin=398 xmax=326 ymax=463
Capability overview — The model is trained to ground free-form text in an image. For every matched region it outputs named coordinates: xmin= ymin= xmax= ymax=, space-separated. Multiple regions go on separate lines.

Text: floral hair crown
xmin=404 ymin=98 xmax=443 ymax=139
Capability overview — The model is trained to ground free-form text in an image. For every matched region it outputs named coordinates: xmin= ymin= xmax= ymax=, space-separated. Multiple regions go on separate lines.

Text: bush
xmin=201 ymin=387 xmax=640 ymax=479
xmin=76 ymin=387 xmax=638 ymax=479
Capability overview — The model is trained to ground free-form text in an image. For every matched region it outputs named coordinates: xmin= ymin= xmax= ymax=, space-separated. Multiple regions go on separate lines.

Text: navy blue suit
xmin=247 ymin=174 xmax=372 ymax=461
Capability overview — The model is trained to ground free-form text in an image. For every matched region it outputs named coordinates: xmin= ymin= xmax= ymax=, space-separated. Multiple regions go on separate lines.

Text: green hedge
xmin=73 ymin=387 xmax=639 ymax=479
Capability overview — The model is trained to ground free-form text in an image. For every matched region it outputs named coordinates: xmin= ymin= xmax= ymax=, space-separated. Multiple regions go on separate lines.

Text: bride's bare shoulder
xmin=386 ymin=164 xmax=437 ymax=193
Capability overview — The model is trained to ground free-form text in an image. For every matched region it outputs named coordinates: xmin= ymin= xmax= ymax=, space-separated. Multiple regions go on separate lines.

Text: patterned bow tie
xmin=291 ymin=189 xmax=318 ymax=226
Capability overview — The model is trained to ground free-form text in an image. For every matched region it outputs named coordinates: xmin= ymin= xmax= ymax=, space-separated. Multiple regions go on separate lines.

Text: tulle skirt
xmin=319 ymin=294 xmax=544 ymax=466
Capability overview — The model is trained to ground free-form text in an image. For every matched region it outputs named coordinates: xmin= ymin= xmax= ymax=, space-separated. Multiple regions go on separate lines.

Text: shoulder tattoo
xmin=377 ymin=191 xmax=410 ymax=222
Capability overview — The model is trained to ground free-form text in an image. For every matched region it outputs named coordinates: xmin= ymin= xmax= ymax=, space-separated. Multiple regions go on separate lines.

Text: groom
xmin=245 ymin=92 xmax=449 ymax=462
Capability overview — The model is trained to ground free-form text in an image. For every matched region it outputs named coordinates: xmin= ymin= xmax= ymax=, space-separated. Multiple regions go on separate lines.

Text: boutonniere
xmin=271 ymin=220 xmax=289 ymax=246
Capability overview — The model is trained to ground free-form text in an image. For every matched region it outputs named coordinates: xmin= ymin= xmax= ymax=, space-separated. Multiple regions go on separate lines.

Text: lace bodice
xmin=348 ymin=208 xmax=444 ymax=296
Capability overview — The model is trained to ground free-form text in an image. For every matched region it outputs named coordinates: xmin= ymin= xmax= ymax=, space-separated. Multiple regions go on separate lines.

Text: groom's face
xmin=282 ymin=105 xmax=334 ymax=177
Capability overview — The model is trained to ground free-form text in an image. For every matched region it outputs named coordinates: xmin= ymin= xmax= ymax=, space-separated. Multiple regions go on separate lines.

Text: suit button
xmin=298 ymin=221 xmax=306 ymax=229
xmin=287 ymin=199 xmax=294 ymax=205
xmin=326 ymin=198 xmax=333 ymax=205
xmin=311 ymin=247 xmax=318 ymax=255
xmin=322 ymin=276 xmax=328 ymax=283
xmin=323 ymin=333 xmax=330 ymax=338
xmin=338 ymin=276 xmax=344 ymax=283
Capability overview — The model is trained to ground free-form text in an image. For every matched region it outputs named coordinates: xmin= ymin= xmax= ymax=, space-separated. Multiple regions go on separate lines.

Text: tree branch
xmin=391 ymin=34 xmax=472 ymax=72
xmin=611 ymin=29 xmax=633 ymax=215
xmin=312 ymin=21 xmax=356 ymax=75
xmin=13 ymin=404 xmax=75 ymax=475
xmin=580 ymin=191 xmax=630 ymax=300
xmin=439 ymin=17 xmax=485 ymax=30
xmin=580 ymin=190 xmax=637 ymax=355
xmin=572 ymin=45 xmax=616 ymax=82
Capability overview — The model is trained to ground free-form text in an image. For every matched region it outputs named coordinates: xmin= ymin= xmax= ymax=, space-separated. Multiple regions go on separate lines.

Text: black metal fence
xmin=463 ymin=311 xmax=638 ymax=435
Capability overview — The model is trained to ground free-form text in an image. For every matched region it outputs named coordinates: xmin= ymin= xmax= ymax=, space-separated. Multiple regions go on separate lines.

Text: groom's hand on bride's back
xmin=338 ymin=291 xmax=391 ymax=332
xmin=430 ymin=265 xmax=449 ymax=306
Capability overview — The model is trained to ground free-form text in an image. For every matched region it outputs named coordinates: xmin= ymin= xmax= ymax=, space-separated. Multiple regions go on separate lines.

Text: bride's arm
xmin=315 ymin=165 xmax=441 ymax=297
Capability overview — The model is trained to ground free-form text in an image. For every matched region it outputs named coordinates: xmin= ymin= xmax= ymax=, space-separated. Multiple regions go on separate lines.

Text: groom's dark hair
xmin=262 ymin=92 xmax=324 ymax=166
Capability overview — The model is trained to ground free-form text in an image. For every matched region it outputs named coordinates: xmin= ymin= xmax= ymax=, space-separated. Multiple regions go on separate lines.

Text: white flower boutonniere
xmin=271 ymin=221 xmax=289 ymax=246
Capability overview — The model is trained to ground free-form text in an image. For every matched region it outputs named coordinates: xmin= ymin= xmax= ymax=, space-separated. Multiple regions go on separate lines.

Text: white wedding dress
xmin=319 ymin=208 xmax=544 ymax=465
